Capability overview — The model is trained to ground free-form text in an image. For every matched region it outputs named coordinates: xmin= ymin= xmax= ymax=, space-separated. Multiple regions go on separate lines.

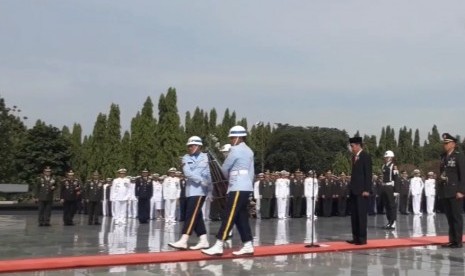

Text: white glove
xmin=394 ymin=192 xmax=399 ymax=197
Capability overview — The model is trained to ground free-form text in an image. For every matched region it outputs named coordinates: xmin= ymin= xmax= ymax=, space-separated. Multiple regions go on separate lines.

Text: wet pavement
xmin=1 ymin=210 xmax=464 ymax=275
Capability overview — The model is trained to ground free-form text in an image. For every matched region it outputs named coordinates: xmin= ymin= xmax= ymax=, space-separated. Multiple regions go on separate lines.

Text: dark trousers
xmin=399 ymin=194 xmax=409 ymax=214
xmin=441 ymin=197 xmax=464 ymax=244
xmin=350 ymin=193 xmax=368 ymax=242
xmin=138 ymin=198 xmax=150 ymax=223
xmin=322 ymin=198 xmax=332 ymax=217
xmin=63 ymin=200 xmax=77 ymax=225
xmin=338 ymin=197 xmax=347 ymax=216
xmin=216 ymin=191 xmax=253 ymax=242
xmin=292 ymin=197 xmax=303 ymax=218
xmin=260 ymin=198 xmax=272 ymax=219
xmin=182 ymin=196 xmax=206 ymax=236
xmin=87 ymin=201 xmax=100 ymax=224
xmin=380 ymin=186 xmax=397 ymax=223
xmin=38 ymin=200 xmax=53 ymax=224
xmin=179 ymin=198 xmax=187 ymax=221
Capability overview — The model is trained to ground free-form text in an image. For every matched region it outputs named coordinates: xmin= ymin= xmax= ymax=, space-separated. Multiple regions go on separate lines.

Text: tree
xmin=88 ymin=113 xmax=107 ymax=178
xmin=397 ymin=126 xmax=414 ymax=165
xmin=103 ymin=104 xmax=123 ymax=177
xmin=131 ymin=97 xmax=157 ymax=173
xmin=423 ymin=125 xmax=441 ymax=161
xmin=17 ymin=120 xmax=71 ymax=184
xmin=413 ymin=129 xmax=423 ymax=166
xmin=156 ymin=88 xmax=184 ymax=171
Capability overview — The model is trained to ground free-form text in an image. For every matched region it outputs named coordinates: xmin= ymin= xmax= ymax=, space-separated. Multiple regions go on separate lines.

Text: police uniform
xmin=60 ymin=170 xmax=81 ymax=225
xmin=438 ymin=133 xmax=465 ymax=248
xmin=85 ymin=172 xmax=104 ymax=225
xmin=136 ymin=170 xmax=153 ymax=223
xmin=380 ymin=157 xmax=399 ymax=229
xmin=35 ymin=167 xmax=57 ymax=226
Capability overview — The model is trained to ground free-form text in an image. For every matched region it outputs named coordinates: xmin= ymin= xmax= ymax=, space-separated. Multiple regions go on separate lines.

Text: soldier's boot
xmin=168 ymin=234 xmax=189 ymax=250
xmin=190 ymin=234 xmax=209 ymax=250
xmin=386 ymin=221 xmax=396 ymax=230
xmin=232 ymin=241 xmax=254 ymax=256
xmin=201 ymin=240 xmax=224 ymax=256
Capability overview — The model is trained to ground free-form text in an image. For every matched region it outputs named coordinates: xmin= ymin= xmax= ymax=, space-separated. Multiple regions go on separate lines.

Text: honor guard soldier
xmin=290 ymin=170 xmax=304 ymax=218
xmin=398 ymin=171 xmax=410 ymax=214
xmin=259 ymin=171 xmax=275 ymax=219
xmin=85 ymin=171 xmax=104 ymax=225
xmin=163 ymin=168 xmax=181 ymax=224
xmin=304 ymin=170 xmax=319 ymax=219
xmin=202 ymin=125 xmax=255 ymax=256
xmin=347 ymin=136 xmax=373 ymax=245
xmin=35 ymin=166 xmax=57 ymax=226
xmin=169 ymin=136 xmax=212 ymax=251
xmin=439 ymin=133 xmax=465 ymax=248
xmin=410 ymin=169 xmax=424 ymax=215
xmin=380 ymin=150 xmax=400 ymax=230
xmin=135 ymin=169 xmax=153 ymax=224
xmin=60 ymin=170 xmax=81 ymax=226
xmin=110 ymin=168 xmax=131 ymax=225
xmin=102 ymin=178 xmax=112 ymax=217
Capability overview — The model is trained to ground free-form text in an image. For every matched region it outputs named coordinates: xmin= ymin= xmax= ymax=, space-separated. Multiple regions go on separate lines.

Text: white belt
xmin=230 ymin=170 xmax=249 ymax=176
xmin=383 ymin=181 xmax=394 ymax=186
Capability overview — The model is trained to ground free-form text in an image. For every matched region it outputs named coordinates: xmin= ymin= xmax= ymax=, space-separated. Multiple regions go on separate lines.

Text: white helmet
xmin=228 ymin=125 xmax=247 ymax=137
xmin=384 ymin=150 xmax=395 ymax=158
xmin=186 ymin=136 xmax=203 ymax=146
xmin=220 ymin=144 xmax=231 ymax=152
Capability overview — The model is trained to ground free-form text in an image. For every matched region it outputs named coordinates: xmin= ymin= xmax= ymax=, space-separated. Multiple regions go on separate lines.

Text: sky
xmin=1 ymin=1 xmax=465 ymax=141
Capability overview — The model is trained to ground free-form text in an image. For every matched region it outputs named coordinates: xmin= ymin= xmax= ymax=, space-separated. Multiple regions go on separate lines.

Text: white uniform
xmin=275 ymin=178 xmax=290 ymax=219
xmin=424 ymin=178 xmax=436 ymax=214
xmin=110 ymin=177 xmax=131 ymax=225
xmin=150 ymin=180 xmax=163 ymax=219
xmin=163 ymin=176 xmax=181 ymax=223
xmin=304 ymin=177 xmax=319 ymax=219
xmin=127 ymin=181 xmax=137 ymax=218
xmin=202 ymin=188 xmax=212 ymax=221
xmin=410 ymin=176 xmax=424 ymax=215
xmin=253 ymin=180 xmax=261 ymax=218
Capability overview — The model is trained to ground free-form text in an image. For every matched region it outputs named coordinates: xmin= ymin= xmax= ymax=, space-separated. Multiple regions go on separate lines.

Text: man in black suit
xmin=347 ymin=136 xmax=373 ymax=245
xmin=439 ymin=133 xmax=465 ymax=248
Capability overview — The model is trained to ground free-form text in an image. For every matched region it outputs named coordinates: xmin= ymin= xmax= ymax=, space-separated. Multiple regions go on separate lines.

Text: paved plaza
xmin=1 ymin=210 xmax=464 ymax=275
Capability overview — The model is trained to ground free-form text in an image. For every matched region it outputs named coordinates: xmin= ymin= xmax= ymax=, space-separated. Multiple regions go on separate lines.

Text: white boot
xmin=201 ymin=240 xmax=224 ymax=256
xmin=190 ymin=234 xmax=210 ymax=250
xmin=168 ymin=234 xmax=189 ymax=250
xmin=232 ymin=241 xmax=254 ymax=256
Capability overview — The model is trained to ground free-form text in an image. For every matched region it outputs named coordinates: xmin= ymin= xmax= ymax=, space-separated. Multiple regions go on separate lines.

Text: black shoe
xmin=354 ymin=241 xmax=367 ymax=245
xmin=88 ymin=222 xmax=93 ymax=225
xmin=441 ymin=243 xmax=453 ymax=248
xmin=39 ymin=223 xmax=44 ymax=227
xmin=450 ymin=243 xmax=463 ymax=248
xmin=346 ymin=240 xmax=358 ymax=244
xmin=94 ymin=222 xmax=100 ymax=225
xmin=44 ymin=223 xmax=51 ymax=226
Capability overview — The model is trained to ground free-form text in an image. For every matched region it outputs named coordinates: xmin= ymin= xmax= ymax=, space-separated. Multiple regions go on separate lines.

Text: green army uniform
xmin=84 ymin=172 xmax=104 ymax=225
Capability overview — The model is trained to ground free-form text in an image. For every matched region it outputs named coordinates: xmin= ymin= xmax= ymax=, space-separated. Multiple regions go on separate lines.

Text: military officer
xmin=424 ymin=172 xmax=436 ymax=215
xmin=337 ymin=172 xmax=350 ymax=217
xmin=135 ymin=169 xmax=153 ymax=224
xmin=410 ymin=169 xmax=424 ymax=215
xmin=60 ymin=170 xmax=81 ymax=226
xmin=290 ymin=170 xmax=304 ymax=218
xmin=398 ymin=171 xmax=410 ymax=214
xmin=304 ymin=170 xmax=319 ymax=219
xmin=163 ymin=168 xmax=181 ymax=224
xmin=439 ymin=133 xmax=465 ymax=248
xmin=35 ymin=166 xmax=57 ymax=226
xmin=85 ymin=171 xmax=104 ymax=225
xmin=319 ymin=170 xmax=335 ymax=217
xmin=275 ymin=170 xmax=290 ymax=219
xmin=102 ymin=178 xmax=112 ymax=217
xmin=110 ymin=168 xmax=131 ymax=225
xmin=259 ymin=171 xmax=274 ymax=219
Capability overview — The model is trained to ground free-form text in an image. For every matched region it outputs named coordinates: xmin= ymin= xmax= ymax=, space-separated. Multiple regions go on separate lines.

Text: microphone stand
xmin=305 ymin=175 xmax=320 ymax=248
